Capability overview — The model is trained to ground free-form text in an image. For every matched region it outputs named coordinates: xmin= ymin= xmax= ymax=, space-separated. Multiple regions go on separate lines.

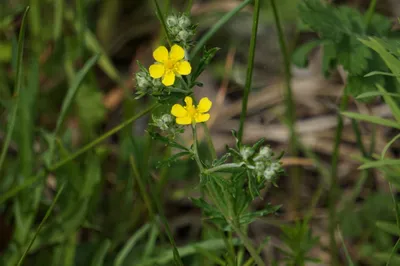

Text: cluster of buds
xmin=228 ymin=132 xmax=283 ymax=185
xmin=166 ymin=14 xmax=196 ymax=48
xmin=151 ymin=114 xmax=183 ymax=138
xmin=242 ymin=145 xmax=283 ymax=183
xmin=134 ymin=68 xmax=164 ymax=99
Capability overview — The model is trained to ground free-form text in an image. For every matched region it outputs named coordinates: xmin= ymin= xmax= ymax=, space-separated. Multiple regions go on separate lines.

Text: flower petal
xmin=197 ymin=97 xmax=212 ymax=113
xmin=169 ymin=44 xmax=185 ymax=61
xmin=162 ymin=71 xmax=175 ymax=86
xmin=184 ymin=96 xmax=193 ymax=107
xmin=153 ymin=46 xmax=169 ymax=63
xmin=195 ymin=113 xmax=210 ymax=123
xmin=149 ymin=64 xmax=165 ymax=78
xmin=171 ymin=104 xmax=187 ymax=118
xmin=176 ymin=116 xmax=192 ymax=125
xmin=176 ymin=61 xmax=191 ymax=76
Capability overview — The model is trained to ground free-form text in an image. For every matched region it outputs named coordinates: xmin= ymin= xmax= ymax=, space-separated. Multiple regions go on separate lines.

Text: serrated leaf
xmin=156 ymin=151 xmax=191 ymax=168
xmin=337 ymin=36 xmax=371 ymax=75
xmin=292 ymin=39 xmax=323 ymax=68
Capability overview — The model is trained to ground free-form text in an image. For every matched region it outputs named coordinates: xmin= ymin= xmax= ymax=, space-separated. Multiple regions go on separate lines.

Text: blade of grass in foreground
xmin=0 ymin=6 xmax=29 ymax=174
xmin=190 ymin=0 xmax=252 ymax=58
xmin=16 ymin=183 xmax=66 ymax=266
xmin=47 ymin=54 xmax=100 ymax=165
xmin=49 ymin=102 xmax=159 ymax=171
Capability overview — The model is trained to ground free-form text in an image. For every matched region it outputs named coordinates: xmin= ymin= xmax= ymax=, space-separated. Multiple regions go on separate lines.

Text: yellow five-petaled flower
xmin=171 ymin=96 xmax=212 ymax=125
xmin=149 ymin=44 xmax=191 ymax=86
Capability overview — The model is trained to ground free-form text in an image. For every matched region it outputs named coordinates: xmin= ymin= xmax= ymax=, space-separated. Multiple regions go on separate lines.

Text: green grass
xmin=1 ymin=0 xmax=400 ymax=265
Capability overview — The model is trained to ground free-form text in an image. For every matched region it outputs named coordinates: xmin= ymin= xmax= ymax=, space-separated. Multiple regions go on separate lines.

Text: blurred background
xmin=1 ymin=0 xmax=400 ymax=265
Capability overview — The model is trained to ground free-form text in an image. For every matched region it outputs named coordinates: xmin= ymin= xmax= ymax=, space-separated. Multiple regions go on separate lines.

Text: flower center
xmin=185 ymin=105 xmax=197 ymax=118
xmin=165 ymin=60 xmax=176 ymax=71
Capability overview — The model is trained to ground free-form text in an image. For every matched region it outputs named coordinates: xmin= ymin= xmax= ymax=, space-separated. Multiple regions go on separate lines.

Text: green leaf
xmin=337 ymin=36 xmax=371 ymax=75
xmin=191 ymin=47 xmax=220 ymax=82
xmin=356 ymin=91 xmax=400 ymax=99
xmin=292 ymin=39 xmax=323 ymax=68
xmin=114 ymin=223 xmax=151 ymax=266
xmin=359 ymin=159 xmax=400 ymax=170
xmin=90 ymin=240 xmax=111 ymax=266
xmin=382 ymin=133 xmax=400 ymax=159
xmin=0 ymin=6 xmax=29 ymax=172
xmin=346 ymin=74 xmax=384 ymax=99
xmin=341 ymin=111 xmax=400 ymax=130
xmin=359 ymin=37 xmax=400 ymax=84
xmin=376 ymin=84 xmax=400 ymax=123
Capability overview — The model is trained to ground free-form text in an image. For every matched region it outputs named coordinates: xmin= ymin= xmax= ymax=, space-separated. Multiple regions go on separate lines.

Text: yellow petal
xmin=169 ymin=44 xmax=185 ymax=61
xmin=176 ymin=116 xmax=192 ymax=125
xmin=153 ymin=46 xmax=169 ymax=63
xmin=149 ymin=64 xmax=165 ymax=78
xmin=197 ymin=97 xmax=212 ymax=113
xmin=162 ymin=71 xmax=175 ymax=86
xmin=171 ymin=104 xmax=187 ymax=118
xmin=184 ymin=96 xmax=193 ymax=107
xmin=195 ymin=113 xmax=210 ymax=123
xmin=176 ymin=61 xmax=191 ymax=76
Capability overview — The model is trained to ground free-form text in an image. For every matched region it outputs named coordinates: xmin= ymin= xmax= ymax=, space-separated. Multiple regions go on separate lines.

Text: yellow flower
xmin=149 ymin=44 xmax=192 ymax=86
xmin=171 ymin=96 xmax=212 ymax=125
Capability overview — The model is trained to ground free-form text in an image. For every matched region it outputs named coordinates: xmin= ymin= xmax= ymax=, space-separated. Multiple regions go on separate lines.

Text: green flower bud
xmin=167 ymin=15 xmax=179 ymax=27
xmin=178 ymin=30 xmax=190 ymax=42
xmin=254 ymin=146 xmax=273 ymax=162
xmin=153 ymin=114 xmax=174 ymax=131
xmin=178 ymin=15 xmax=191 ymax=28
xmin=240 ymin=146 xmax=254 ymax=161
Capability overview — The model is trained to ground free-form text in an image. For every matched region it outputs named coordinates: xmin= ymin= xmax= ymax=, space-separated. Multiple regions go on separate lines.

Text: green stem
xmin=190 ymin=0 xmax=252 ymax=58
xmin=192 ymin=124 xmax=204 ymax=172
xmin=17 ymin=183 xmax=66 ymax=266
xmin=203 ymin=163 xmax=244 ymax=175
xmin=202 ymin=123 xmax=217 ymax=160
xmin=237 ymin=0 xmax=261 ymax=145
xmin=270 ymin=0 xmax=300 ymax=213
xmin=365 ymin=0 xmax=377 ymax=27
xmin=153 ymin=0 xmax=172 ymax=45
xmin=186 ymin=0 xmax=193 ymax=14
xmin=329 ymin=94 xmax=349 ymax=266
xmin=49 ymin=103 xmax=159 ymax=171
xmin=231 ymin=223 xmax=265 ymax=266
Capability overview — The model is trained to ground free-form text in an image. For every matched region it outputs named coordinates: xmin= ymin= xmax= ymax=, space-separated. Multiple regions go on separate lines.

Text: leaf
xmin=292 ymin=39 xmax=323 ymax=68
xmin=90 ymin=240 xmax=111 ymax=266
xmin=337 ymin=36 xmax=371 ymax=75
xmin=191 ymin=47 xmax=220 ymax=82
xmin=341 ymin=111 xmax=400 ymax=130
xmin=114 ymin=223 xmax=151 ymax=266
xmin=156 ymin=151 xmax=191 ymax=168
xmin=356 ymin=91 xmax=400 ymax=99
xmin=376 ymin=84 xmax=400 ymax=123
xmin=298 ymin=0 xmax=344 ymax=40
xmin=0 ymin=6 xmax=29 ymax=172
xmin=359 ymin=37 xmax=400 ymax=84
xmin=346 ymin=74 xmax=384 ymax=99
xmin=359 ymin=159 xmax=400 ymax=170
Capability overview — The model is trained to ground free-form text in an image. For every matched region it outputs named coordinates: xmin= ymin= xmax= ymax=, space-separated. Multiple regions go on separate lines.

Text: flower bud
xmin=178 ymin=30 xmax=190 ymax=42
xmin=240 ymin=146 xmax=254 ymax=161
xmin=254 ymin=146 xmax=273 ymax=162
xmin=178 ymin=15 xmax=191 ymax=28
xmin=167 ymin=15 xmax=179 ymax=27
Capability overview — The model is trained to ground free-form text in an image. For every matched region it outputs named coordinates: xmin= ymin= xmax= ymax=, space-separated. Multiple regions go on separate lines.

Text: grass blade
xmin=237 ymin=0 xmax=261 ymax=145
xmin=382 ymin=133 xmax=400 ymax=159
xmin=16 ymin=183 xmax=66 ymax=266
xmin=190 ymin=0 xmax=252 ymax=58
xmin=91 ymin=240 xmax=111 ymax=266
xmin=359 ymin=159 xmax=400 ymax=170
xmin=341 ymin=112 xmax=400 ymax=130
xmin=48 ymin=103 xmax=159 ymax=171
xmin=0 ymin=6 xmax=29 ymax=173
xmin=114 ymin=223 xmax=151 ymax=266
xmin=53 ymin=0 xmax=63 ymax=39
xmin=48 ymin=54 xmax=100 ymax=164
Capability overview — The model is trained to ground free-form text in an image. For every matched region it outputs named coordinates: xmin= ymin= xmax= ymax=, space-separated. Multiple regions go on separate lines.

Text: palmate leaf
xmin=337 ymin=36 xmax=371 ymax=75
xmin=298 ymin=0 xmax=344 ymax=40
